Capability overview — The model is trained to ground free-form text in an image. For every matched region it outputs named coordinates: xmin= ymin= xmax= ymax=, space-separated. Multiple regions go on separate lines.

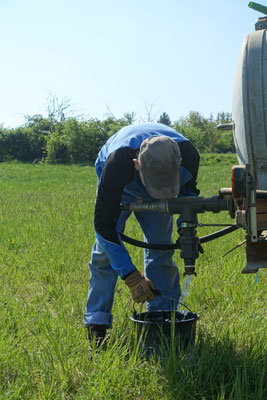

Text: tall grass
xmin=0 ymin=159 xmax=266 ymax=399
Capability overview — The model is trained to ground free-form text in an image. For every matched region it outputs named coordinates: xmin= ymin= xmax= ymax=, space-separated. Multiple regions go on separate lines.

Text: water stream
xmin=177 ymin=275 xmax=192 ymax=312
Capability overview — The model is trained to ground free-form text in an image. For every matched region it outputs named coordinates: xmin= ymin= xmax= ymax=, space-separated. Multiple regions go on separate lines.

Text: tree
xmin=123 ymin=112 xmax=136 ymax=125
xmin=24 ymin=114 xmax=55 ymax=135
xmin=157 ymin=112 xmax=171 ymax=126
xmin=216 ymin=112 xmax=232 ymax=125
xmin=46 ymin=92 xmax=76 ymax=123
xmin=141 ymin=100 xmax=159 ymax=122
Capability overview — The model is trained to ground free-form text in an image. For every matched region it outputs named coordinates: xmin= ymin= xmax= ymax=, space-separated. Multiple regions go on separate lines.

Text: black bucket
xmin=130 ymin=309 xmax=199 ymax=355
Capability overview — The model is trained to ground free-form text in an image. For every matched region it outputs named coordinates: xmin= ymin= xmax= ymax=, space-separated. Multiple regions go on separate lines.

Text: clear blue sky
xmin=0 ymin=0 xmax=263 ymax=127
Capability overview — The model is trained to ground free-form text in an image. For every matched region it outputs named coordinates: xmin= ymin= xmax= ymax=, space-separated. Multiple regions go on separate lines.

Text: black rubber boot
xmin=87 ymin=324 xmax=109 ymax=350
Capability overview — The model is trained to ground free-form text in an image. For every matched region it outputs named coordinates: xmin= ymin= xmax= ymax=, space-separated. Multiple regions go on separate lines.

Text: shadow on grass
xmin=156 ymin=328 xmax=266 ymax=400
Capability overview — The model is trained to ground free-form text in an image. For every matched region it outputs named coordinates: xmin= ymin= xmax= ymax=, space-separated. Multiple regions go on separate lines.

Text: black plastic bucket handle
xmin=132 ymin=299 xmax=194 ymax=317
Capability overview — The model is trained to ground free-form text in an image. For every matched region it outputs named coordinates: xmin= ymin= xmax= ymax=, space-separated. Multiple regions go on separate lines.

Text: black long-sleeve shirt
xmin=94 ymin=140 xmax=200 ymax=245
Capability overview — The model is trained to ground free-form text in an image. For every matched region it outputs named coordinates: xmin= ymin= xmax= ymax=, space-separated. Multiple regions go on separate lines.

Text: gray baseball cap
xmin=138 ymin=136 xmax=181 ymax=199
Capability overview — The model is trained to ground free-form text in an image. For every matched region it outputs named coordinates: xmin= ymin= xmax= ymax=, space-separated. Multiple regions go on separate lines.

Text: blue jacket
xmin=94 ymin=123 xmax=199 ymax=278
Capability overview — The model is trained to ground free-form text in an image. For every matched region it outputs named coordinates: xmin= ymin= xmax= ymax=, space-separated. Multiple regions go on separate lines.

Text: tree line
xmin=0 ymin=108 xmax=234 ymax=164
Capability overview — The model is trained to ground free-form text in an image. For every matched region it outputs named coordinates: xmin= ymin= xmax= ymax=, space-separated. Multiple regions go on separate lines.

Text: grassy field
xmin=0 ymin=156 xmax=266 ymax=400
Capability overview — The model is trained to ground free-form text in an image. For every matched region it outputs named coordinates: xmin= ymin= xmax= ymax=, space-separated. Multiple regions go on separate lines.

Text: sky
xmin=0 ymin=0 xmax=264 ymax=128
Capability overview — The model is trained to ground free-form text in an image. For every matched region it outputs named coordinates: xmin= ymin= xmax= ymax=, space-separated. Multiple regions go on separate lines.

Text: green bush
xmin=44 ymin=118 xmax=128 ymax=164
xmin=45 ymin=130 xmax=71 ymax=164
xmin=62 ymin=119 xmax=109 ymax=164
xmin=0 ymin=110 xmax=235 ymax=163
xmin=0 ymin=127 xmax=44 ymax=162
xmin=174 ymin=125 xmax=210 ymax=152
xmin=173 ymin=111 xmax=234 ymax=154
xmin=214 ymin=130 xmax=236 ymax=153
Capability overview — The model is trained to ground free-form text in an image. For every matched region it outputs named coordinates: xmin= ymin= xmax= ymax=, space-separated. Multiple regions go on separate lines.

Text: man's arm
xmin=176 ymin=141 xmax=200 ymax=232
xmin=94 ymin=147 xmax=138 ymax=278
xmin=179 ymin=140 xmax=200 ymax=197
xmin=93 ymin=146 xmax=157 ymax=301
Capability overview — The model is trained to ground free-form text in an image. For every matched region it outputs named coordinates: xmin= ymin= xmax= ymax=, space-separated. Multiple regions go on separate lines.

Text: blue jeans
xmin=84 ymin=210 xmax=181 ymax=327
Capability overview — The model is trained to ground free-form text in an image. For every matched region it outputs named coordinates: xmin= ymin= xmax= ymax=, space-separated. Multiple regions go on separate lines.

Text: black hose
xmin=119 ymin=225 xmax=239 ymax=250
xmin=199 ymin=225 xmax=239 ymax=243
xmin=119 ymin=233 xmax=178 ymax=250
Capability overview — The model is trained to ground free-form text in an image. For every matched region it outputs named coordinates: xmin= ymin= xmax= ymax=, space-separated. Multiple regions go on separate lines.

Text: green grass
xmin=200 ymin=153 xmax=238 ymax=166
xmin=0 ymin=158 xmax=266 ymax=400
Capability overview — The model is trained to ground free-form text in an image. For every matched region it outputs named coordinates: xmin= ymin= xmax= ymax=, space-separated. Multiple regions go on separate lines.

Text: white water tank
xmin=232 ymin=28 xmax=267 ymax=189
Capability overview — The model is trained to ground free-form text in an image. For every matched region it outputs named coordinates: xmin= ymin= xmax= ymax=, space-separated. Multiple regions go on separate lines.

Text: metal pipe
xmin=124 ymin=195 xmax=230 ymax=215
xmin=123 ymin=194 xmax=235 ymax=276
xmin=248 ymin=1 xmax=267 ymax=15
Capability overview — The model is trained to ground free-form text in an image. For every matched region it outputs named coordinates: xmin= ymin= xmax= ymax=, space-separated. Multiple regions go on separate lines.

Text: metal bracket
xmin=246 ymin=164 xmax=258 ymax=242
xmin=255 ymin=16 xmax=267 ymax=30
xmin=181 ymin=222 xmax=197 ymax=229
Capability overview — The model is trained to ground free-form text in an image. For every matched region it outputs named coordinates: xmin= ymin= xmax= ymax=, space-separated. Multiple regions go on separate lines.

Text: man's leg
xmin=84 ymin=237 xmax=118 ymax=329
xmin=134 ymin=210 xmax=181 ymax=311
xmin=84 ymin=210 xmax=131 ymax=328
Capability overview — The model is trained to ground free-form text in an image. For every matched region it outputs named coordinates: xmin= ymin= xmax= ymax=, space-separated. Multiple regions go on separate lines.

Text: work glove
xmin=124 ymin=270 xmax=156 ymax=303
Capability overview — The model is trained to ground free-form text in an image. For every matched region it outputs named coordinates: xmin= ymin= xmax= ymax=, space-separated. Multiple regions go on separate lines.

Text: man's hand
xmin=124 ymin=270 xmax=156 ymax=303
